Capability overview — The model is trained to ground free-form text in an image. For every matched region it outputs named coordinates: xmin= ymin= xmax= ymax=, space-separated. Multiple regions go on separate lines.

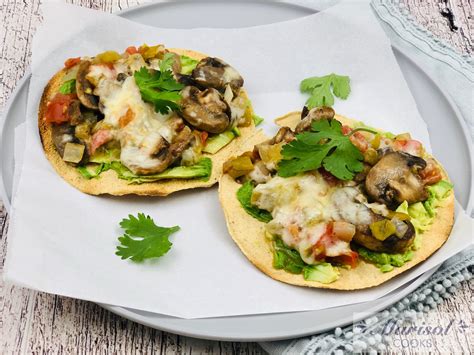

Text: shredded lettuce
xmin=203 ymin=131 xmax=235 ymax=154
xmin=180 ymin=55 xmax=199 ymax=75
xmin=303 ymin=263 xmax=340 ymax=283
xmin=273 ymin=238 xmax=340 ymax=283
xmin=231 ymin=126 xmax=241 ymax=137
xmin=77 ymin=163 xmax=110 ymax=179
xmin=59 ymin=79 xmax=76 ymax=94
xmin=236 ymin=181 xmax=272 ymax=222
xmin=109 ymin=158 xmax=212 ymax=184
xmin=77 ymin=158 xmax=212 ymax=183
xmin=252 ymin=114 xmax=264 ymax=126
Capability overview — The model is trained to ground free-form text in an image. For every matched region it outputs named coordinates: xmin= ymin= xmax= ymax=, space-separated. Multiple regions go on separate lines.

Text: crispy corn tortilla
xmin=38 ymin=49 xmax=257 ymax=196
xmin=218 ymin=111 xmax=455 ymax=290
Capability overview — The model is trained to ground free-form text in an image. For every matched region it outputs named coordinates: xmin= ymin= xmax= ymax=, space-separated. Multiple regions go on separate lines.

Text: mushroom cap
xmin=365 ymin=151 xmax=428 ymax=209
xmin=296 ymin=106 xmax=335 ymax=132
xmin=179 ymin=86 xmax=231 ymax=134
xmin=353 ymin=220 xmax=416 ymax=253
xmin=192 ymin=57 xmax=244 ymax=93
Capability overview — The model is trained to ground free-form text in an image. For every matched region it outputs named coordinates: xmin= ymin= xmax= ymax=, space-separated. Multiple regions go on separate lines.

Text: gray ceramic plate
xmin=1 ymin=1 xmax=472 ymax=342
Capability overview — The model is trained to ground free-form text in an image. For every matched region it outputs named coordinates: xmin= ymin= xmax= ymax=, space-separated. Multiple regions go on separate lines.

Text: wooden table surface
xmin=0 ymin=1 xmax=472 ymax=353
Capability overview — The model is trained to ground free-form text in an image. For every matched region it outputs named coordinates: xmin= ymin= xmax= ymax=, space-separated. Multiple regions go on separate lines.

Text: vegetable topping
xmin=45 ymin=44 xmax=249 ymax=182
xmin=224 ymin=71 xmax=451 ymax=281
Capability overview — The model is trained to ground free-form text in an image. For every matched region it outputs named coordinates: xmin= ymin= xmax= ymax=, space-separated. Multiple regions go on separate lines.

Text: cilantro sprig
xmin=116 ymin=213 xmax=180 ymax=262
xmin=134 ymin=53 xmax=184 ymax=114
xmin=300 ymin=73 xmax=350 ymax=108
xmin=278 ymin=119 xmax=372 ymax=180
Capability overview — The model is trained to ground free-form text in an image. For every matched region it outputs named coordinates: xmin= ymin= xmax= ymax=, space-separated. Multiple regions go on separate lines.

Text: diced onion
xmin=223 ymin=84 xmax=233 ymax=104
xmin=333 ymin=221 xmax=356 ymax=242
xmin=63 ymin=143 xmax=85 ymax=163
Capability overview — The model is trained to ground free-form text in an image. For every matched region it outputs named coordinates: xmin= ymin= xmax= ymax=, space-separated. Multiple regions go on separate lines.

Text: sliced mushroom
xmin=68 ymin=100 xmax=83 ymax=126
xmin=353 ymin=220 xmax=416 ymax=253
xmin=123 ymin=126 xmax=193 ymax=175
xmin=365 ymin=152 xmax=428 ymax=209
xmin=177 ymin=74 xmax=197 ymax=86
xmin=269 ymin=127 xmax=295 ymax=145
xmin=192 ymin=57 xmax=243 ymax=93
xmin=163 ymin=126 xmax=194 ymax=165
xmin=76 ymin=60 xmax=99 ymax=110
xmin=52 ymin=123 xmax=75 ymax=157
xmin=296 ymin=106 xmax=335 ymax=133
xmin=179 ymin=86 xmax=231 ymax=134
xmin=330 ymin=186 xmax=416 ymax=253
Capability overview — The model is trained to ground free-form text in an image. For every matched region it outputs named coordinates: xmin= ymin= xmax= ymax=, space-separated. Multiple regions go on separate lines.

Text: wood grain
xmin=400 ymin=0 xmax=473 ymax=54
xmin=0 ymin=0 xmax=472 ymax=354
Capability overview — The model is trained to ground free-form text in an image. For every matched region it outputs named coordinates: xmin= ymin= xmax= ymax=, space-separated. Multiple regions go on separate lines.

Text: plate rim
xmin=0 ymin=0 xmax=470 ymax=342
xmin=100 ymin=267 xmax=438 ymax=342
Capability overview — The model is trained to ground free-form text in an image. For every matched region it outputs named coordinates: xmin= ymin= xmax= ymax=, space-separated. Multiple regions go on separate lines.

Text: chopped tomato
xmin=341 ymin=125 xmax=352 ymax=135
xmin=312 ymin=223 xmax=334 ymax=259
xmin=349 ymin=132 xmax=368 ymax=152
xmin=125 ymin=46 xmax=138 ymax=55
xmin=64 ymin=57 xmax=81 ymax=69
xmin=393 ymin=139 xmax=423 ymax=156
xmin=311 ymin=222 xmax=358 ymax=267
xmin=332 ymin=221 xmax=356 ymax=242
xmin=419 ymin=158 xmax=442 ymax=185
xmin=329 ymin=251 xmax=358 ymax=268
xmin=90 ymin=130 xmax=113 ymax=154
xmin=342 ymin=125 xmax=368 ymax=152
xmin=44 ymin=93 xmax=77 ymax=124
xmin=200 ymin=131 xmax=209 ymax=145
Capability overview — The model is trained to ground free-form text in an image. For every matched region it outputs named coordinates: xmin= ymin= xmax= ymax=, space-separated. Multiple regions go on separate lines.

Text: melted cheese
xmin=86 ymin=64 xmax=116 ymax=86
xmin=87 ymin=56 xmax=177 ymax=173
xmin=331 ymin=187 xmax=374 ymax=226
xmin=102 ymin=77 xmax=174 ymax=172
xmin=251 ymin=173 xmax=375 ymax=264
xmin=252 ymin=174 xmax=339 ymax=264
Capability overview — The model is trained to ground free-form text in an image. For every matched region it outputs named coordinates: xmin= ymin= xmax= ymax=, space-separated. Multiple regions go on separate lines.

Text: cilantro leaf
xmin=307 ymin=85 xmax=334 ymax=109
xmin=116 ymin=213 xmax=180 ymax=262
xmin=300 ymin=76 xmax=328 ymax=92
xmin=300 ymin=73 xmax=350 ymax=108
xmin=332 ymin=75 xmax=351 ymax=99
xmin=278 ymin=119 xmax=364 ymax=180
xmin=134 ymin=66 xmax=184 ymax=114
xmin=277 ymin=140 xmax=330 ymax=177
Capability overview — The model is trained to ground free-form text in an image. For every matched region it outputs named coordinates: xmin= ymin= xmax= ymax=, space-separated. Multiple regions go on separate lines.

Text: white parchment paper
xmin=4 ymin=3 xmax=473 ymax=318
